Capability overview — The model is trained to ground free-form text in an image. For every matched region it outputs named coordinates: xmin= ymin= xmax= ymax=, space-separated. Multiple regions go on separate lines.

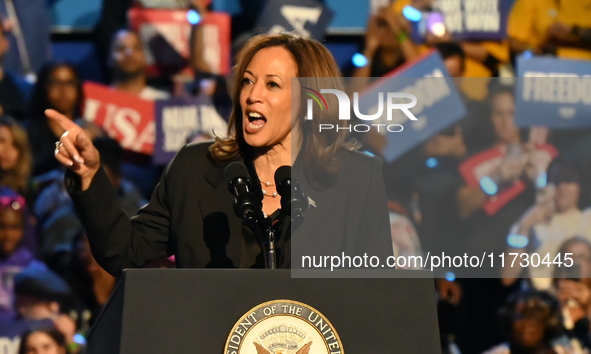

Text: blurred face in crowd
xmin=553 ymin=181 xmax=580 ymax=213
xmin=443 ymin=55 xmax=465 ymax=78
xmin=491 ymin=91 xmax=519 ymax=145
xmin=240 ymin=46 xmax=298 ymax=150
xmin=22 ymin=331 xmax=66 ymax=354
xmin=512 ymin=317 xmax=545 ymax=348
xmin=0 ymin=206 xmax=24 ymax=257
xmin=0 ymin=125 xmax=19 ymax=171
xmin=110 ymin=30 xmax=147 ymax=77
xmin=46 ymin=66 xmax=79 ymax=116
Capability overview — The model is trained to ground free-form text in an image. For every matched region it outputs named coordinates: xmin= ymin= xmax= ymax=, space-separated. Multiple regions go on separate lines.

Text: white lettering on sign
xmin=162 ymin=106 xmax=199 ymax=152
xmin=394 ymin=69 xmax=450 ymax=121
xmin=522 ymin=74 xmax=591 ymax=104
xmin=435 ymin=0 xmax=501 ymax=33
xmin=280 ymin=5 xmax=322 ymax=38
xmin=83 ymin=99 xmax=154 ymax=153
xmin=464 ymin=12 xmax=500 ymax=32
xmin=0 ymin=337 xmax=20 ymax=354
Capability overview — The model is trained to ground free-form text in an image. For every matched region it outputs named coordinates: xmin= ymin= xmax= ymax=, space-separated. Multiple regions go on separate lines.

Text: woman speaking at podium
xmin=46 ymin=33 xmax=392 ymax=276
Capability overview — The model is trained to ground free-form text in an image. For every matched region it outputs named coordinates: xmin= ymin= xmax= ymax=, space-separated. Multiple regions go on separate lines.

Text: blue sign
xmin=257 ymin=0 xmax=335 ymax=40
xmin=356 ymin=51 xmax=467 ymax=162
xmin=50 ymin=0 xmax=102 ymax=30
xmin=154 ymin=97 xmax=228 ymax=165
xmin=515 ymin=56 xmax=591 ymax=128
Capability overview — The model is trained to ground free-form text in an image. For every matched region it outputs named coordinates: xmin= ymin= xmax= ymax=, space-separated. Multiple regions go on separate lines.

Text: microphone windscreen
xmin=274 ymin=165 xmax=291 ymax=186
xmin=224 ymin=161 xmax=251 ymax=184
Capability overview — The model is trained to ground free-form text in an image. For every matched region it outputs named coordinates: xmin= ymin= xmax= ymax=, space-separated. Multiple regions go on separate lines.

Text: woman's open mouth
xmin=245 ymin=111 xmax=267 ymax=133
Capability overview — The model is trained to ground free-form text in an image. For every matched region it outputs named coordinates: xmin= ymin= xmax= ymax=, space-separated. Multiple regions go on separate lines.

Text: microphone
xmin=274 ymin=166 xmax=307 ymax=219
xmin=224 ymin=162 xmax=263 ymax=221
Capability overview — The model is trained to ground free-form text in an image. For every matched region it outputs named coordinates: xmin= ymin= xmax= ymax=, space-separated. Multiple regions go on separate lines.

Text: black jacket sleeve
xmin=66 ymin=152 xmax=177 ymax=277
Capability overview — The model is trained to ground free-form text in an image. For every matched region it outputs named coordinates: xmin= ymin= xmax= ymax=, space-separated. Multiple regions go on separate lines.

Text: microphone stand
xmin=265 ymin=224 xmax=277 ymax=269
xmin=226 ymin=161 xmax=280 ymax=269
xmin=262 ymin=211 xmax=290 ymax=269
xmin=242 ymin=210 xmax=270 ymax=268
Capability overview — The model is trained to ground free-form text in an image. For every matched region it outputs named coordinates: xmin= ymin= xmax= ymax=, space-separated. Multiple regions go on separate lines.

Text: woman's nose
xmin=247 ymin=82 xmax=264 ymax=104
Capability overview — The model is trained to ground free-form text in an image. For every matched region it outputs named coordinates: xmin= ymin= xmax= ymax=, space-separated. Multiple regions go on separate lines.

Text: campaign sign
xmin=83 ymin=82 xmax=155 ymax=155
xmin=459 ymin=144 xmax=557 ymax=216
xmin=434 ymin=0 xmax=510 ymax=40
xmin=257 ymin=0 xmax=334 ymax=40
xmin=515 ymin=56 xmax=591 ymax=128
xmin=356 ymin=51 xmax=467 ymax=163
xmin=129 ymin=8 xmax=231 ymax=76
xmin=153 ymin=97 xmax=228 ymax=165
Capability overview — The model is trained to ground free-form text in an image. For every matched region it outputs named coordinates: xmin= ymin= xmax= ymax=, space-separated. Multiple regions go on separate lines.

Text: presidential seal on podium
xmin=224 ymin=299 xmax=344 ymax=354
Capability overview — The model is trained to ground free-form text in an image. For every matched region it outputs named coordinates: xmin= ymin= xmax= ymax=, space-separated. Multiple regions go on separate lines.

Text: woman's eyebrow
xmin=244 ymin=70 xmax=284 ymax=83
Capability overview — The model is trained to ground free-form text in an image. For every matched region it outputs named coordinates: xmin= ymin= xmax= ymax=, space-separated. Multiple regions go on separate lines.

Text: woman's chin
xmin=244 ymin=137 xmax=269 ymax=148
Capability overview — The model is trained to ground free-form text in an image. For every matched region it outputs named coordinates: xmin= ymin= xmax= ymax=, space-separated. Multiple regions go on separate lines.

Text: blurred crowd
xmin=0 ymin=0 xmax=590 ymax=353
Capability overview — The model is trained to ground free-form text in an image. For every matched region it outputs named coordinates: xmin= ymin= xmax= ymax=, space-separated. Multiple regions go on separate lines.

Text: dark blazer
xmin=67 ymin=142 xmax=393 ymax=276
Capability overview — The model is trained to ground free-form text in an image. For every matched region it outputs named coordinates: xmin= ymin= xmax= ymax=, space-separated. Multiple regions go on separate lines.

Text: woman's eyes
xmin=241 ymin=77 xmax=281 ymax=88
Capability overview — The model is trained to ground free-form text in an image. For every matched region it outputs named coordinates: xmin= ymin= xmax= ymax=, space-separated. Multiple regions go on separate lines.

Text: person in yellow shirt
xmin=508 ymin=0 xmax=591 ymax=60
xmin=507 ymin=0 xmax=558 ymax=56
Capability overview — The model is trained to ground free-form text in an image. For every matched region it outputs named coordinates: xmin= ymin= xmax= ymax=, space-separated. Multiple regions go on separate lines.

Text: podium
xmin=87 ymin=269 xmax=440 ymax=353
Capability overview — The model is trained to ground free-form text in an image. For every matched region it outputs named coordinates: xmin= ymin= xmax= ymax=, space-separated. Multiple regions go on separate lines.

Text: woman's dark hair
xmin=498 ymin=290 xmax=563 ymax=347
xmin=30 ymin=61 xmax=83 ymax=119
xmin=435 ymin=42 xmax=466 ymax=63
xmin=485 ymin=82 xmax=533 ymax=143
xmin=18 ymin=328 xmax=69 ymax=354
xmin=210 ymin=33 xmax=357 ymax=187
xmin=546 ymin=155 xmax=585 ymax=209
xmin=488 ymin=82 xmax=515 ymax=109
xmin=546 ymin=156 xmax=582 ymax=186
xmin=435 ymin=42 xmax=466 ymax=75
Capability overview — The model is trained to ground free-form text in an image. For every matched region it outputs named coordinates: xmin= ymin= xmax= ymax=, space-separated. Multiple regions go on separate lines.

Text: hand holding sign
xmin=495 ymin=157 xmax=528 ymax=183
xmin=46 ymin=109 xmax=101 ymax=191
